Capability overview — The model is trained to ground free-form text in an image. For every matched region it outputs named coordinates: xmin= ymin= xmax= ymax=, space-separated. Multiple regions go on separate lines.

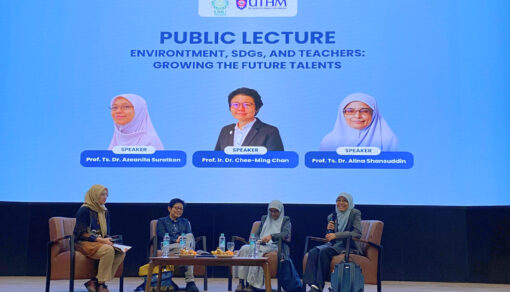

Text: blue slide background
xmin=1 ymin=0 xmax=509 ymax=205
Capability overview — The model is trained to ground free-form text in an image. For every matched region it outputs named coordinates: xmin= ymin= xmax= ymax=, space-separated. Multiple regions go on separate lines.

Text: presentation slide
xmin=1 ymin=0 xmax=509 ymax=205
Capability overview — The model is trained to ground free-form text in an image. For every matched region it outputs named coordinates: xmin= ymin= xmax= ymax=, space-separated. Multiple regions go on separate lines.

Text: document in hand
xmin=113 ymin=243 xmax=132 ymax=253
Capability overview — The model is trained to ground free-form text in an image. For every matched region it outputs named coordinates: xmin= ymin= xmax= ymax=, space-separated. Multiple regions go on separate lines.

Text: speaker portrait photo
xmin=215 ymin=87 xmax=284 ymax=151
xmin=108 ymin=93 xmax=164 ymax=150
xmin=319 ymin=93 xmax=398 ymax=152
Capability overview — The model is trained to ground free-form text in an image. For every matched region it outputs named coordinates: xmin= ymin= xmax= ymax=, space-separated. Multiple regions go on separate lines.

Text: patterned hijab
xmin=81 ymin=184 xmax=108 ymax=237
xmin=336 ymin=192 xmax=354 ymax=232
xmin=260 ymin=200 xmax=285 ymax=242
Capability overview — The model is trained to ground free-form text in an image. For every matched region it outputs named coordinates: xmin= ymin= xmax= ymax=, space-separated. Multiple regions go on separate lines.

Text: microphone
xmin=327 ymin=212 xmax=337 ymax=233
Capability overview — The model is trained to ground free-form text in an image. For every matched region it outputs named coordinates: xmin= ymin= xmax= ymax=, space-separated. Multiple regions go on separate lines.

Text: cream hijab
xmin=260 ymin=200 xmax=285 ymax=242
xmin=82 ymin=184 xmax=108 ymax=237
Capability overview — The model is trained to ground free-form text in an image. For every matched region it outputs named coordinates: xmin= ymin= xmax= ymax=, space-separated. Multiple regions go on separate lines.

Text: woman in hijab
xmin=303 ymin=193 xmax=362 ymax=292
xmin=108 ymin=93 xmax=164 ymax=150
xmin=319 ymin=93 xmax=398 ymax=151
xmin=73 ymin=185 xmax=125 ymax=292
xmin=233 ymin=200 xmax=291 ymax=291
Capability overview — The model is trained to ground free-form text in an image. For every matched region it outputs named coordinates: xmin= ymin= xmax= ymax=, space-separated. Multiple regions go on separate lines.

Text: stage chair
xmin=149 ymin=219 xmax=208 ymax=289
xmin=302 ymin=220 xmax=384 ymax=292
xmin=227 ymin=221 xmax=286 ymax=292
xmin=45 ymin=216 xmax=124 ymax=292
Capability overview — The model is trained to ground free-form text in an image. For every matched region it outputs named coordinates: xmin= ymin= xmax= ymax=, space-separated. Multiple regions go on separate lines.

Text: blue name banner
xmin=81 ymin=150 xmax=186 ymax=167
xmin=305 ymin=152 xmax=414 ymax=169
xmin=193 ymin=151 xmax=299 ymax=168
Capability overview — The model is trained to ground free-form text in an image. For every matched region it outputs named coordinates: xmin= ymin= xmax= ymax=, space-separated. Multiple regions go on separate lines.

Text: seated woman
xmin=303 ymin=193 xmax=362 ymax=292
xmin=233 ymin=200 xmax=291 ymax=291
xmin=319 ymin=93 xmax=397 ymax=151
xmin=108 ymin=93 xmax=164 ymax=150
xmin=73 ymin=184 xmax=126 ymax=292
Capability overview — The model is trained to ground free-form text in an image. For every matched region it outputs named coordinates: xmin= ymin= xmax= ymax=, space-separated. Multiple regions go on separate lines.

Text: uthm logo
xmin=246 ymin=0 xmax=287 ymax=8
xmin=236 ymin=0 xmax=247 ymax=9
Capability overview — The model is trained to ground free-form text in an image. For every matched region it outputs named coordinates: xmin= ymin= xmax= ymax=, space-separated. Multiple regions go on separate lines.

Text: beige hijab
xmin=82 ymin=184 xmax=108 ymax=237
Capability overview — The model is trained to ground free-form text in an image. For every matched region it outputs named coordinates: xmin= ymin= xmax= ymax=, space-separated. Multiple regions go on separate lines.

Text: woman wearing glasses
xmin=319 ymin=93 xmax=397 ymax=151
xmin=215 ymin=87 xmax=284 ymax=151
xmin=233 ymin=200 xmax=291 ymax=292
xmin=303 ymin=193 xmax=361 ymax=292
xmin=108 ymin=93 xmax=164 ymax=150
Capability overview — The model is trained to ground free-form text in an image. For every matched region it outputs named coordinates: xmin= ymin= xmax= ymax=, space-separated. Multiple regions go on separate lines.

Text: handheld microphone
xmin=327 ymin=212 xmax=337 ymax=233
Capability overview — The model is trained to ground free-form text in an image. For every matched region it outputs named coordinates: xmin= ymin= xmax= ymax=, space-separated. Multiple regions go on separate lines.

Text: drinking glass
xmin=227 ymin=241 xmax=235 ymax=252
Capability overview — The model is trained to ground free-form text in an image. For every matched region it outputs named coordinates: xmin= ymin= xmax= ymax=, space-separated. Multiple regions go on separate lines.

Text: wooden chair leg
xmin=227 ymin=266 xmax=232 ymax=291
xmin=204 ymin=266 xmax=208 ymax=291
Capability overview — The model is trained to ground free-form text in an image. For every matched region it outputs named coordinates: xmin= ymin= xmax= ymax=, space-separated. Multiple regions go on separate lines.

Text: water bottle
xmin=162 ymin=233 xmax=170 ymax=257
xmin=219 ymin=233 xmax=226 ymax=251
xmin=255 ymin=240 xmax=261 ymax=258
xmin=180 ymin=233 xmax=186 ymax=250
xmin=249 ymin=233 xmax=256 ymax=258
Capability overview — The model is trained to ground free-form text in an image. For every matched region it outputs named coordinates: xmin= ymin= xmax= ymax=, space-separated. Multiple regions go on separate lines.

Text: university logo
xmin=199 ymin=0 xmax=297 ymax=17
xmin=245 ymin=0 xmax=288 ymax=9
xmin=236 ymin=0 xmax=247 ymax=9
xmin=211 ymin=0 xmax=229 ymax=16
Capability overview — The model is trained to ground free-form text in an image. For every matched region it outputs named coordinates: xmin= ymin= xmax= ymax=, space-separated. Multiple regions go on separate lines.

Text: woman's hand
xmin=261 ymin=235 xmax=272 ymax=243
xmin=325 ymin=233 xmax=336 ymax=242
xmin=176 ymin=235 xmax=182 ymax=243
xmin=97 ymin=237 xmax=113 ymax=246
xmin=327 ymin=221 xmax=335 ymax=231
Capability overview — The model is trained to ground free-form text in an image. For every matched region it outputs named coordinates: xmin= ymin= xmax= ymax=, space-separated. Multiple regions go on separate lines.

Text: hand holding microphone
xmin=327 ymin=221 xmax=335 ymax=232
xmin=327 ymin=212 xmax=337 ymax=233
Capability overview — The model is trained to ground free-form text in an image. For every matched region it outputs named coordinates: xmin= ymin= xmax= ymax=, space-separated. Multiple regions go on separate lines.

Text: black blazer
xmin=327 ymin=208 xmax=362 ymax=254
xmin=73 ymin=206 xmax=111 ymax=242
xmin=214 ymin=118 xmax=284 ymax=151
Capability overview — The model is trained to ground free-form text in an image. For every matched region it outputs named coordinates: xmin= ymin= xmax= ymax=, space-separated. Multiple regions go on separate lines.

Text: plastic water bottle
xmin=162 ymin=233 xmax=170 ymax=257
xmin=249 ymin=233 xmax=256 ymax=258
xmin=219 ymin=233 xmax=226 ymax=251
xmin=180 ymin=233 xmax=186 ymax=250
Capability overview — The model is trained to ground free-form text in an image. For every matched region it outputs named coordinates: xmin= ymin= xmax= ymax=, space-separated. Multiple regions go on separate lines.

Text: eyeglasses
xmin=230 ymin=102 xmax=254 ymax=109
xmin=172 ymin=206 xmax=183 ymax=211
xmin=109 ymin=105 xmax=133 ymax=111
xmin=343 ymin=108 xmax=372 ymax=115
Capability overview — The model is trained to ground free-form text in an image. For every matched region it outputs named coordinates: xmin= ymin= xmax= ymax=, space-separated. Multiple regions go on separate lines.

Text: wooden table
xmin=146 ymin=256 xmax=271 ymax=292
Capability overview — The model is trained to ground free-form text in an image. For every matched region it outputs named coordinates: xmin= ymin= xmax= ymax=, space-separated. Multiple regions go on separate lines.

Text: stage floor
xmin=1 ymin=277 xmax=509 ymax=292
